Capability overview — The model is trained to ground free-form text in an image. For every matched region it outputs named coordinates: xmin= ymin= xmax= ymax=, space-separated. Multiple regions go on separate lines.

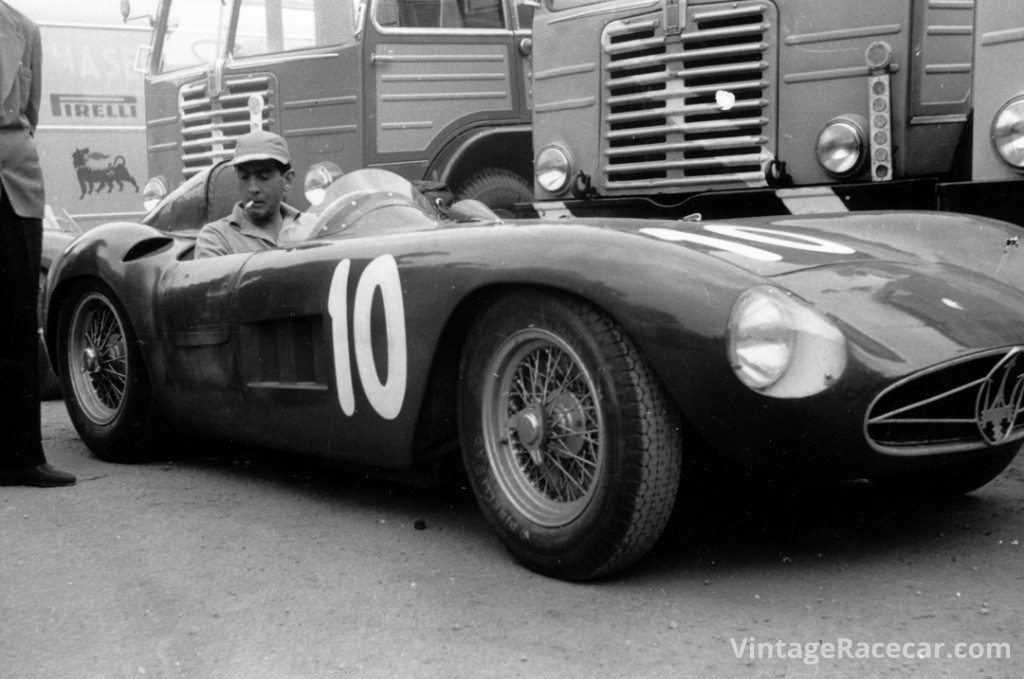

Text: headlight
xmin=304 ymin=162 xmax=344 ymax=205
xmin=142 ymin=176 xmax=168 ymax=212
xmin=815 ymin=118 xmax=866 ymax=177
xmin=727 ymin=286 xmax=847 ymax=398
xmin=535 ymin=145 xmax=571 ymax=194
xmin=992 ymin=97 xmax=1024 ymax=170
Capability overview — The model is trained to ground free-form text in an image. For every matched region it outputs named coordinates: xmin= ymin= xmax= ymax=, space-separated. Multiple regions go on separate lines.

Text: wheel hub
xmin=515 ymin=407 xmax=547 ymax=465
xmin=82 ymin=346 xmax=101 ymax=374
xmin=548 ymin=393 xmax=586 ymax=456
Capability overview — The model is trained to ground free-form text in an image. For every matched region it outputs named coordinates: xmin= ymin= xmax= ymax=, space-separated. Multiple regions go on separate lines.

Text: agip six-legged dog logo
xmin=976 ymin=349 xmax=1024 ymax=445
xmin=71 ymin=148 xmax=140 ymax=199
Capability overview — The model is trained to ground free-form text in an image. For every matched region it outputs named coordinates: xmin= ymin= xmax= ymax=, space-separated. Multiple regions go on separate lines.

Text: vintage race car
xmin=44 ymin=164 xmax=1024 ymax=580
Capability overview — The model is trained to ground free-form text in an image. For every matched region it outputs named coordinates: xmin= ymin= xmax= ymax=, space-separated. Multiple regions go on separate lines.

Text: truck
xmin=8 ymin=0 xmax=153 ymax=229
xmin=130 ymin=0 xmax=537 ymax=215
xmin=528 ymin=0 xmax=1024 ymax=224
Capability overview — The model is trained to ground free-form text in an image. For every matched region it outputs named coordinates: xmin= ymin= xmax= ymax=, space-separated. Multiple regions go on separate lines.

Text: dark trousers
xmin=0 ymin=191 xmax=45 ymax=469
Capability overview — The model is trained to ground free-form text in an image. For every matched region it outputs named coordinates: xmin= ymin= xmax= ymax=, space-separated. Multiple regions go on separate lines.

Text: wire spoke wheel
xmin=459 ymin=291 xmax=682 ymax=580
xmin=57 ymin=280 xmax=162 ymax=463
xmin=483 ymin=330 xmax=605 ymax=527
xmin=68 ymin=292 xmax=128 ymax=424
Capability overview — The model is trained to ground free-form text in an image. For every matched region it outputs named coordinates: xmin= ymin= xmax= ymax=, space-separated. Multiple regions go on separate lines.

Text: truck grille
xmin=866 ymin=348 xmax=1024 ymax=454
xmin=601 ymin=1 xmax=776 ymax=193
xmin=179 ymin=75 xmax=274 ymax=178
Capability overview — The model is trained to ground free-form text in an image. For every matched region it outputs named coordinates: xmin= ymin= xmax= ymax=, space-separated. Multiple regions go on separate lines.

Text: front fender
xmin=428 ymin=124 xmax=533 ymax=189
xmin=44 ymin=221 xmax=185 ymax=371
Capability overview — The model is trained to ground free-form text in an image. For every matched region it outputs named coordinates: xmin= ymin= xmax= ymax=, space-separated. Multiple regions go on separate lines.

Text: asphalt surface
xmin=2 ymin=400 xmax=1023 ymax=678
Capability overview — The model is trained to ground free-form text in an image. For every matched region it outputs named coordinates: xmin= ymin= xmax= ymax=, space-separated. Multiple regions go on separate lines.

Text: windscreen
xmin=309 ymin=169 xmax=438 ymax=239
xmin=156 ymin=0 xmax=360 ymax=74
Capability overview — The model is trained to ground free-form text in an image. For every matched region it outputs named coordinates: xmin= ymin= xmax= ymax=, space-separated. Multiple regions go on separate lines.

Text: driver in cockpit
xmin=194 ymin=130 xmax=310 ymax=258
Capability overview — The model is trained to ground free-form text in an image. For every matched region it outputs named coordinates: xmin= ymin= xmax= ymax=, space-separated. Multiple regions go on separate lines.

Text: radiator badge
xmin=976 ymin=349 xmax=1024 ymax=445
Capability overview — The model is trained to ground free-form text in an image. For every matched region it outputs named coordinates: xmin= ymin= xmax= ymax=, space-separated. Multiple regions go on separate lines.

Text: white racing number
xmin=640 ymin=224 xmax=856 ymax=260
xmin=327 ymin=255 xmax=407 ymax=420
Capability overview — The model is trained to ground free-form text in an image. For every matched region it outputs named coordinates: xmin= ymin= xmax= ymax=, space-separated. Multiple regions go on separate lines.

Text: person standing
xmin=0 ymin=1 xmax=75 ymax=487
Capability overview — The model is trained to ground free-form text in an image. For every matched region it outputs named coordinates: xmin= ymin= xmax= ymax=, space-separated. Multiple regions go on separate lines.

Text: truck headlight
xmin=815 ymin=118 xmax=866 ymax=177
xmin=304 ymin=162 xmax=344 ymax=205
xmin=727 ymin=286 xmax=847 ymax=398
xmin=992 ymin=97 xmax=1024 ymax=170
xmin=142 ymin=176 xmax=168 ymax=212
xmin=535 ymin=145 xmax=571 ymax=194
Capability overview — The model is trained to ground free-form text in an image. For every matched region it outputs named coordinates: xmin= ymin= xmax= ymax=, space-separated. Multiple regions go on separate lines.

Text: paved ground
xmin=2 ymin=400 xmax=1022 ymax=678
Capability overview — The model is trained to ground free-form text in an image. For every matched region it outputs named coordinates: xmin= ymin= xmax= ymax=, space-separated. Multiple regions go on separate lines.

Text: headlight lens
xmin=535 ymin=145 xmax=571 ymax=193
xmin=816 ymin=119 xmax=865 ymax=177
xmin=992 ymin=97 xmax=1024 ymax=170
xmin=728 ymin=288 xmax=795 ymax=390
xmin=142 ymin=176 xmax=168 ymax=212
xmin=727 ymin=286 xmax=847 ymax=398
xmin=304 ymin=162 xmax=344 ymax=206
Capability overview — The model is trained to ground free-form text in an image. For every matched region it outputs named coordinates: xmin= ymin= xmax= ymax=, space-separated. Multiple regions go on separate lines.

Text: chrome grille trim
xmin=866 ymin=347 xmax=1024 ymax=455
xmin=178 ymin=75 xmax=275 ymax=179
xmin=600 ymin=0 xmax=776 ymax=193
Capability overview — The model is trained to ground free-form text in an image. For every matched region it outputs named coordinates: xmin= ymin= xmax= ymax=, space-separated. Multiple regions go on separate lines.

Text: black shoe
xmin=0 ymin=463 xmax=77 ymax=487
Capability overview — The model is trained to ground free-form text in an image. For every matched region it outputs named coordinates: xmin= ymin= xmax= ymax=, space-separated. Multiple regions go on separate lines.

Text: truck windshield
xmin=156 ymin=0 xmax=360 ymax=74
xmin=158 ymin=0 xmax=232 ymax=72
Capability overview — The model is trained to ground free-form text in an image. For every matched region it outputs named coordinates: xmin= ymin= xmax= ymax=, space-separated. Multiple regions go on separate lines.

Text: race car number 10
xmin=328 ymin=255 xmax=407 ymax=420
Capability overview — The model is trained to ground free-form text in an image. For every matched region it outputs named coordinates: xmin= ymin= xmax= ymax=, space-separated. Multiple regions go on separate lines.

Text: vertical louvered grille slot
xmin=601 ymin=1 xmax=775 ymax=192
xmin=179 ymin=75 xmax=275 ymax=179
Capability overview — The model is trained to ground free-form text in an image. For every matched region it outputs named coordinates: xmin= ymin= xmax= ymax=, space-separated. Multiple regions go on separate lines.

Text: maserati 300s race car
xmin=44 ymin=163 xmax=1024 ymax=580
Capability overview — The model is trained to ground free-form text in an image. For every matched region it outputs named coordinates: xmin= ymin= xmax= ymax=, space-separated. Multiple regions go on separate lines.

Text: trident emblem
xmin=976 ymin=350 xmax=1024 ymax=445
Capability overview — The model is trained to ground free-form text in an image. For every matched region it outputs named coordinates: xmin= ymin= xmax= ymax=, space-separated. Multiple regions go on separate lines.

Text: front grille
xmin=179 ymin=74 xmax=275 ymax=178
xmin=866 ymin=347 xmax=1024 ymax=454
xmin=600 ymin=1 xmax=775 ymax=193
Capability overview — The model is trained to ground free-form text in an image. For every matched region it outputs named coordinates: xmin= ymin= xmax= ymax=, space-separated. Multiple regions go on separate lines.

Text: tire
xmin=870 ymin=445 xmax=1019 ymax=498
xmin=57 ymin=280 xmax=162 ymax=462
xmin=457 ymin=168 xmax=533 ymax=218
xmin=38 ymin=272 xmax=63 ymax=400
xmin=458 ymin=291 xmax=683 ymax=580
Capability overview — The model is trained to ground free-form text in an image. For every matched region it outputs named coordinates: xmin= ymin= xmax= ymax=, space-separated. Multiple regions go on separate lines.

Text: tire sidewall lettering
xmin=329 ymin=255 xmax=407 ymax=420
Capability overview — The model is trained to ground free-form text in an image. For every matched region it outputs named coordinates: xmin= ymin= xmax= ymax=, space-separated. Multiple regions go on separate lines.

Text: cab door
xmin=362 ymin=0 xmax=532 ymax=179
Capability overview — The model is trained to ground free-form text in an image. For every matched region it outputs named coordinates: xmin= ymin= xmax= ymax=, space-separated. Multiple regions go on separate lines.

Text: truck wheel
xmin=458 ymin=291 xmax=682 ymax=580
xmin=57 ymin=280 xmax=162 ymax=462
xmin=38 ymin=272 xmax=62 ymax=400
xmin=457 ymin=168 xmax=533 ymax=217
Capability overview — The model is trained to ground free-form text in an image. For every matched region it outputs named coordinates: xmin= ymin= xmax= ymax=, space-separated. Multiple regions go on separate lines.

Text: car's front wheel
xmin=458 ymin=291 xmax=682 ymax=580
xmin=57 ymin=280 xmax=161 ymax=462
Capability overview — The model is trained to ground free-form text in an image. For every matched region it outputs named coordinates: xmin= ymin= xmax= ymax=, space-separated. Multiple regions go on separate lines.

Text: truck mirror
xmin=121 ymin=0 xmax=131 ymax=22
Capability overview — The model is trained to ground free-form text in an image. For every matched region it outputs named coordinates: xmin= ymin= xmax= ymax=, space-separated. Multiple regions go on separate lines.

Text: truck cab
xmin=529 ymin=0 xmax=1024 ymax=225
xmin=137 ymin=0 xmax=536 ymax=214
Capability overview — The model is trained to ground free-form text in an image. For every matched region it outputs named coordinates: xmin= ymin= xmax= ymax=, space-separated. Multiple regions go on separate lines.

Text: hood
xmin=629 ymin=210 xmax=1024 ymax=289
xmin=779 ymin=258 xmax=1024 ymax=370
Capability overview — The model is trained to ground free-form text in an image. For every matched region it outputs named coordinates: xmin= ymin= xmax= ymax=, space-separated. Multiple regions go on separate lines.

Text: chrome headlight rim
xmin=142 ymin=176 xmax=169 ymax=212
xmin=815 ymin=117 xmax=867 ymax=178
xmin=535 ymin=145 xmax=572 ymax=194
xmin=728 ymin=287 xmax=796 ymax=391
xmin=727 ymin=286 xmax=848 ymax=399
xmin=304 ymin=161 xmax=344 ymax=206
xmin=991 ymin=96 xmax=1024 ymax=171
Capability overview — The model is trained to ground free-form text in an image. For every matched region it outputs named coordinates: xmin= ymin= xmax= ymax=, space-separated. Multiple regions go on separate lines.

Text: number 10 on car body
xmin=328 ymin=255 xmax=408 ymax=420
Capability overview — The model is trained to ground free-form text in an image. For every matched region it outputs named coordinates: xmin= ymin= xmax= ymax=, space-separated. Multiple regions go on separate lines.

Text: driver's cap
xmin=231 ymin=130 xmax=291 ymax=167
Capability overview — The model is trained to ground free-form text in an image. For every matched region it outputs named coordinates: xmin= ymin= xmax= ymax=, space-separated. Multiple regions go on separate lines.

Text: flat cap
xmin=231 ymin=130 xmax=291 ymax=166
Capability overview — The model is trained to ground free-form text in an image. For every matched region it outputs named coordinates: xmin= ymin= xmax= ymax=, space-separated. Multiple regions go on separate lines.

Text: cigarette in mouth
xmin=244 ymin=200 xmax=254 ymax=210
